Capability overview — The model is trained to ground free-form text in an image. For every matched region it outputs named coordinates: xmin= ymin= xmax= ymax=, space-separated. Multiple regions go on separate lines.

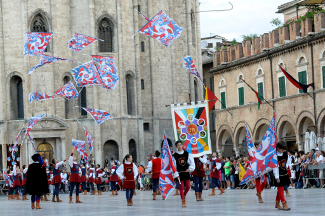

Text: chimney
xmin=261 ymin=33 xmax=269 ymax=50
xmin=220 ymin=49 xmax=228 ymax=63
xmin=252 ymin=37 xmax=261 ymax=55
xmin=213 ymin=51 xmax=221 ymax=67
xmin=289 ymin=21 xmax=300 ymax=40
xmin=235 ymin=43 xmax=244 ymax=59
xmin=270 ymin=29 xmax=279 ymax=48
xmin=227 ymin=46 xmax=235 ymax=61
xmin=301 ymin=17 xmax=313 ymax=36
xmin=243 ymin=40 xmax=251 ymax=57
xmin=279 ymin=26 xmax=289 ymax=44
xmin=314 ymin=12 xmax=325 ymax=32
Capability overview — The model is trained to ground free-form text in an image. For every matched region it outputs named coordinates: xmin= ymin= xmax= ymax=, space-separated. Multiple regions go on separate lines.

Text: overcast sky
xmin=199 ymin=0 xmax=285 ymax=42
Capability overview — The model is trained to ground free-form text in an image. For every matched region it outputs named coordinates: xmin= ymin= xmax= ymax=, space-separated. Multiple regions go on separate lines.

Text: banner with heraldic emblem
xmin=171 ymin=102 xmax=212 ymax=157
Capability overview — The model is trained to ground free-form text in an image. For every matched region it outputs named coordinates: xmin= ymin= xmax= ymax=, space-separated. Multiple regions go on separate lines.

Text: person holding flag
xmin=12 ymin=163 xmax=22 ymax=200
xmin=172 ymin=141 xmax=195 ymax=207
xmin=51 ymin=157 xmax=68 ymax=202
xmin=147 ymin=150 xmax=162 ymax=200
xmin=68 ymin=148 xmax=83 ymax=204
xmin=208 ymin=152 xmax=224 ymax=196
xmin=254 ymin=142 xmax=267 ymax=203
xmin=192 ymin=155 xmax=207 ymax=201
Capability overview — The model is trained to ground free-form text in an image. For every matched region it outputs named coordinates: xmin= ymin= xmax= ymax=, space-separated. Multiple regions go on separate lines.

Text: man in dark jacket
xmin=26 ymin=154 xmax=49 ymax=209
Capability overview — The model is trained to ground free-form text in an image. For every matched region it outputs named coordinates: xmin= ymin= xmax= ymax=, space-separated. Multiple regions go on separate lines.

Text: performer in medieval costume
xmin=69 ymin=148 xmax=83 ymax=204
xmin=209 ymin=152 xmax=224 ymax=196
xmin=147 ymin=150 xmax=162 ymax=200
xmin=12 ymin=164 xmax=21 ymax=200
xmin=192 ymin=155 xmax=207 ymax=201
xmin=51 ymin=157 xmax=68 ymax=202
xmin=273 ymin=142 xmax=291 ymax=211
xmin=95 ymin=165 xmax=104 ymax=195
xmin=109 ymin=161 xmax=119 ymax=196
xmin=254 ymin=142 xmax=267 ymax=203
xmin=87 ymin=164 xmax=96 ymax=195
xmin=80 ymin=162 xmax=88 ymax=195
xmin=6 ymin=168 xmax=14 ymax=200
xmin=116 ymin=154 xmax=138 ymax=206
xmin=26 ymin=154 xmax=49 ymax=209
xmin=172 ymin=141 xmax=195 ymax=208
xmin=21 ymin=165 xmax=29 ymax=200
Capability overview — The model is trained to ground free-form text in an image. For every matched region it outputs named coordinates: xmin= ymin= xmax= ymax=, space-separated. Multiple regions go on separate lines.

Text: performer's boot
xmin=69 ymin=196 xmax=73 ymax=204
xmin=282 ymin=201 xmax=291 ymax=211
xmin=44 ymin=195 xmax=50 ymax=201
xmin=153 ymin=192 xmax=156 ymax=200
xmin=91 ymin=190 xmax=95 ymax=195
xmin=31 ymin=202 xmax=35 ymax=209
xmin=83 ymin=190 xmax=87 ymax=195
xmin=76 ymin=196 xmax=83 ymax=203
xmin=256 ymin=193 xmax=263 ymax=203
xmin=56 ymin=196 xmax=63 ymax=202
xmin=115 ymin=190 xmax=118 ymax=195
xmin=130 ymin=198 xmax=133 ymax=206
xmin=22 ymin=195 xmax=27 ymax=200
xmin=40 ymin=196 xmax=44 ymax=201
xmin=36 ymin=201 xmax=42 ymax=209
xmin=275 ymin=200 xmax=283 ymax=210
xmin=52 ymin=195 xmax=56 ymax=202
xmin=219 ymin=187 xmax=225 ymax=195
xmin=199 ymin=192 xmax=204 ymax=201
xmin=195 ymin=192 xmax=200 ymax=201
xmin=182 ymin=199 xmax=186 ymax=207
xmin=173 ymin=189 xmax=180 ymax=196
xmin=127 ymin=199 xmax=131 ymax=206
xmin=208 ymin=188 xmax=215 ymax=196
xmin=157 ymin=189 xmax=161 ymax=195
xmin=286 ymin=190 xmax=290 ymax=197
xmin=15 ymin=194 xmax=21 ymax=200
xmin=134 ymin=190 xmax=137 ymax=195
xmin=109 ymin=190 xmax=115 ymax=196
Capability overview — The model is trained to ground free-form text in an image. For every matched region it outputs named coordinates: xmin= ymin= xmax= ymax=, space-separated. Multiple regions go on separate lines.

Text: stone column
xmin=138 ymin=118 xmax=145 ymax=165
xmin=234 ymin=148 xmax=240 ymax=157
xmin=61 ymin=138 xmax=66 ymax=161
xmin=297 ymin=141 xmax=304 ymax=151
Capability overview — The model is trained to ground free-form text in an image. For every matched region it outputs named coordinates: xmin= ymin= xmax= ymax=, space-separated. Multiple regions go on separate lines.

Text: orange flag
xmin=205 ymin=87 xmax=218 ymax=112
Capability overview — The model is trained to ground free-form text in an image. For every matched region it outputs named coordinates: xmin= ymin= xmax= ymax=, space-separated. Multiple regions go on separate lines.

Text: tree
xmin=270 ymin=18 xmax=282 ymax=27
xmin=241 ymin=34 xmax=258 ymax=43
xmin=230 ymin=38 xmax=237 ymax=46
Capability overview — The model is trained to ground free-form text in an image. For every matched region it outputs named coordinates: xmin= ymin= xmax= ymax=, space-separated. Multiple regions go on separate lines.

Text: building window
xmin=31 ymin=14 xmax=49 ymax=52
xmin=238 ymin=87 xmax=244 ymax=105
xmin=207 ymin=43 xmax=213 ymax=48
xmin=98 ymin=18 xmax=113 ymax=52
xmin=10 ymin=76 xmax=24 ymax=119
xmin=221 ymin=91 xmax=226 ymax=109
xmin=141 ymin=41 xmax=145 ymax=52
xmin=279 ymin=76 xmax=286 ymax=97
xmin=210 ymin=76 xmax=214 ymax=93
xmin=298 ymin=71 xmax=307 ymax=93
xmin=258 ymin=82 xmax=264 ymax=98
xmin=80 ymin=88 xmax=87 ymax=116
xmin=143 ymin=123 xmax=149 ymax=131
xmin=141 ymin=79 xmax=145 ymax=90
xmin=194 ymin=80 xmax=198 ymax=102
xmin=126 ymin=74 xmax=135 ymax=115
xmin=63 ymin=76 xmax=71 ymax=119
xmin=322 ymin=66 xmax=325 ymax=89
xmin=138 ymin=5 xmax=141 ymax=12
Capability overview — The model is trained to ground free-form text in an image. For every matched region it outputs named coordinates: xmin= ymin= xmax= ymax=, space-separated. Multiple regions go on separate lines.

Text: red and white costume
xmin=12 ymin=165 xmax=21 ymax=187
xmin=95 ymin=168 xmax=104 ymax=185
xmin=69 ymin=153 xmax=81 ymax=183
xmin=147 ymin=157 xmax=162 ymax=179
xmin=52 ymin=160 xmax=66 ymax=185
xmin=87 ymin=165 xmax=95 ymax=183
xmin=80 ymin=167 xmax=87 ymax=183
xmin=110 ymin=166 xmax=119 ymax=182
xmin=116 ymin=162 xmax=138 ymax=189
xmin=22 ymin=167 xmax=28 ymax=186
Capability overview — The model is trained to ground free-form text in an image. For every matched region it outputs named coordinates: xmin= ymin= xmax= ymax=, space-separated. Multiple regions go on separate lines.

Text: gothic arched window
xmin=98 ymin=18 xmax=114 ymax=52
xmin=10 ymin=76 xmax=24 ymax=119
xmin=30 ymin=14 xmax=50 ymax=52
xmin=126 ymin=74 xmax=135 ymax=115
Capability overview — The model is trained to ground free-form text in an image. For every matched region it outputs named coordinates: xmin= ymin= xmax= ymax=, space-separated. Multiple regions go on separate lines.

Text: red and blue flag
xmin=21 ymin=114 xmax=45 ymax=145
xmin=183 ymin=56 xmax=203 ymax=82
xmin=54 ymin=81 xmax=79 ymax=100
xmin=72 ymin=139 xmax=88 ymax=163
xmin=12 ymin=127 xmax=24 ymax=160
xmin=4 ymin=172 xmax=13 ymax=187
xmin=68 ymin=33 xmax=98 ymax=52
xmin=245 ymin=123 xmax=255 ymax=162
xmin=159 ymin=132 xmax=178 ymax=200
xmin=28 ymin=55 xmax=73 ymax=75
xmin=91 ymin=55 xmax=119 ymax=90
xmin=24 ymin=32 xmax=52 ymax=56
xmin=138 ymin=10 xmax=183 ymax=47
xmin=82 ymin=107 xmax=113 ymax=125
xmin=29 ymin=92 xmax=57 ymax=103
xmin=71 ymin=61 xmax=103 ymax=87
xmin=27 ymin=133 xmax=37 ymax=153
xmin=77 ymin=121 xmax=94 ymax=154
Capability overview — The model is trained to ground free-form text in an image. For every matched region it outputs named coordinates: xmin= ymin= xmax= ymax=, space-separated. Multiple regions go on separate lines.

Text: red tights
xmin=256 ymin=178 xmax=267 ymax=194
xmin=179 ymin=180 xmax=191 ymax=200
xmin=276 ymin=186 xmax=285 ymax=202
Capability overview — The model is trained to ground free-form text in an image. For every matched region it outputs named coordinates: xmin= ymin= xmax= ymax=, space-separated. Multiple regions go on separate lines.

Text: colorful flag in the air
xmin=91 ymin=55 xmax=119 ymax=90
xmin=71 ymin=61 xmax=103 ymax=87
xmin=27 ymin=133 xmax=37 ymax=153
xmin=3 ymin=172 xmax=13 ymax=187
xmin=21 ymin=114 xmax=45 ymax=145
xmin=29 ymin=92 xmax=58 ymax=103
xmin=240 ymin=114 xmax=277 ymax=185
xmin=279 ymin=65 xmax=314 ymax=93
xmin=183 ymin=56 xmax=203 ymax=82
xmin=54 ymin=81 xmax=79 ymax=100
xmin=24 ymin=32 xmax=52 ymax=56
xmin=205 ymin=87 xmax=218 ymax=112
xmin=159 ymin=132 xmax=177 ymax=200
xmin=68 ymin=33 xmax=98 ymax=52
xmin=28 ymin=55 xmax=72 ymax=75
xmin=82 ymin=107 xmax=113 ymax=125
xmin=72 ymin=139 xmax=88 ymax=163
xmin=12 ymin=127 xmax=24 ymax=160
xmin=77 ymin=121 xmax=94 ymax=154
xmin=138 ymin=10 xmax=183 ymax=46
xmin=245 ymin=123 xmax=255 ymax=162
xmin=238 ymin=162 xmax=246 ymax=181
xmin=241 ymin=78 xmax=263 ymax=109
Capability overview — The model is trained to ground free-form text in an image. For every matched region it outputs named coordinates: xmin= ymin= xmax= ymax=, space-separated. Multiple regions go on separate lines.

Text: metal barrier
xmin=0 ymin=180 xmax=7 ymax=195
xmin=302 ymin=163 xmax=325 ymax=189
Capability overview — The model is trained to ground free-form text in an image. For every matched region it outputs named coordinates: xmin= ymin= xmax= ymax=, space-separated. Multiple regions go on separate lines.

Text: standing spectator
xmin=89 ymin=154 xmax=96 ymax=167
xmin=104 ymin=159 xmax=109 ymax=168
xmin=220 ymin=156 xmax=226 ymax=189
xmin=60 ymin=170 xmax=68 ymax=194
xmin=109 ymin=158 xmax=114 ymax=168
xmin=224 ymin=157 xmax=231 ymax=189
xmin=313 ymin=150 xmax=324 ymax=187
xmin=205 ymin=163 xmax=211 ymax=190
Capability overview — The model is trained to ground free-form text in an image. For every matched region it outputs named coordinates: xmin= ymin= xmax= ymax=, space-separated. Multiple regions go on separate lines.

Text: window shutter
xmin=258 ymin=82 xmax=264 ymax=99
xmin=298 ymin=71 xmax=307 ymax=93
xmin=221 ymin=92 xmax=226 ymax=109
xmin=238 ymin=87 xmax=244 ymax=105
xmin=279 ymin=77 xmax=286 ymax=97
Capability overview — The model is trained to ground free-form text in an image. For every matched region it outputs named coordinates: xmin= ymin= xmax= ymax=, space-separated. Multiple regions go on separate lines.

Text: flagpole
xmin=216 ymin=100 xmax=233 ymax=116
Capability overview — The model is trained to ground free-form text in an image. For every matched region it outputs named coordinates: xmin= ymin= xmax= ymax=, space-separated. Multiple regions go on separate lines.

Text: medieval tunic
xmin=147 ymin=157 xmax=162 ymax=179
xmin=173 ymin=150 xmax=195 ymax=181
xmin=110 ymin=166 xmax=119 ymax=182
xmin=26 ymin=162 xmax=49 ymax=196
xmin=209 ymin=157 xmax=222 ymax=179
xmin=87 ymin=166 xmax=96 ymax=183
xmin=192 ymin=155 xmax=207 ymax=178
xmin=69 ymin=154 xmax=81 ymax=183
xmin=116 ymin=162 xmax=138 ymax=189
xmin=95 ymin=168 xmax=103 ymax=185
xmin=12 ymin=165 xmax=21 ymax=187
xmin=273 ymin=151 xmax=291 ymax=187
xmin=52 ymin=161 xmax=65 ymax=185
xmin=80 ymin=167 xmax=87 ymax=183
xmin=22 ymin=168 xmax=28 ymax=186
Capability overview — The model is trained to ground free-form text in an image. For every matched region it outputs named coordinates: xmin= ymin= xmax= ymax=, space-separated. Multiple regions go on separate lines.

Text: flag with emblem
xmin=28 ymin=55 xmax=73 ymax=75
xmin=29 ymin=92 xmax=58 ymax=103
xmin=68 ymin=33 xmax=98 ymax=52
xmin=82 ymin=107 xmax=113 ymax=125
xmin=72 ymin=139 xmax=88 ymax=162
xmin=24 ymin=32 xmax=52 ymax=56
xmin=71 ymin=61 xmax=103 ymax=87
xmin=12 ymin=127 xmax=24 ymax=160
xmin=77 ymin=121 xmax=94 ymax=154
xmin=54 ymin=81 xmax=79 ymax=100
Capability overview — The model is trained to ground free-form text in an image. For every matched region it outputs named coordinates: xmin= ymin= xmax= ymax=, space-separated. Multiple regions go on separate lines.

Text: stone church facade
xmin=0 ymin=0 xmax=203 ymax=168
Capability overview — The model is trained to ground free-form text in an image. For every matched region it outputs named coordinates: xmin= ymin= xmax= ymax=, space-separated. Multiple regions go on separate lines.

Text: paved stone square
xmin=0 ymin=189 xmax=324 ymax=216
